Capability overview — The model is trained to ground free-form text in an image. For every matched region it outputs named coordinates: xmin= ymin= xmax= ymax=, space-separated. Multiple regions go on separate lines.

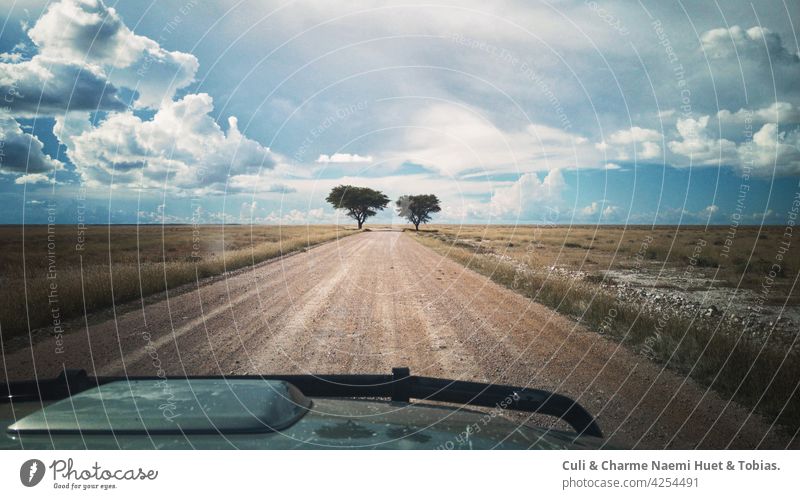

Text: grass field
xmin=0 ymin=224 xmax=358 ymax=339
xmin=411 ymin=224 xmax=800 ymax=431
xmin=416 ymin=224 xmax=797 ymax=296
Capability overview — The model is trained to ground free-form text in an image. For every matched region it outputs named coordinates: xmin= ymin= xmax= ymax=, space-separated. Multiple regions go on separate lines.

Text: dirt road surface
xmin=2 ymin=231 xmax=795 ymax=448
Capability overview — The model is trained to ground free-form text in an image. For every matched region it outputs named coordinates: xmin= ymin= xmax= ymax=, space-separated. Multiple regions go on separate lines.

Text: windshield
xmin=0 ymin=0 xmax=798 ymax=453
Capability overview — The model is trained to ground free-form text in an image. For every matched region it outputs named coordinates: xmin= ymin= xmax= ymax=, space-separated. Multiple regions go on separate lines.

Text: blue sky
xmin=1 ymin=0 xmax=799 ymax=226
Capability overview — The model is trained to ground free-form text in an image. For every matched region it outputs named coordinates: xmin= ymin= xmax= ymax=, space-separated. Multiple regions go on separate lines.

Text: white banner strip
xmin=1 ymin=450 xmax=796 ymax=497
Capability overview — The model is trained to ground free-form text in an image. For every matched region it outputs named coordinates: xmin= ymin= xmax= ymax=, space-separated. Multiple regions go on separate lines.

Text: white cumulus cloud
xmin=717 ymin=102 xmax=800 ymax=127
xmin=738 ymin=123 xmax=800 ymax=175
xmin=701 ymin=26 xmax=799 ymax=63
xmin=15 ymin=173 xmax=52 ymax=185
xmin=27 ymin=0 xmax=198 ymax=109
xmin=602 ymin=126 xmax=663 ymax=161
xmin=580 ymin=201 xmax=618 ymax=219
xmin=56 ymin=93 xmax=281 ymax=191
xmin=488 ymin=169 xmax=565 ymax=217
xmin=668 ymin=115 xmax=800 ymax=175
xmin=316 ymin=153 xmax=373 ymax=163
xmin=668 ymin=116 xmax=738 ymax=165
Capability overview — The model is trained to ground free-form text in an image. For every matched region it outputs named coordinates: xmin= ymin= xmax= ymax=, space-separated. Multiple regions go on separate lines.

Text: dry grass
xmin=0 ymin=225 xmax=358 ymax=339
xmin=417 ymin=224 xmax=798 ymax=297
xmin=412 ymin=225 xmax=800 ymax=431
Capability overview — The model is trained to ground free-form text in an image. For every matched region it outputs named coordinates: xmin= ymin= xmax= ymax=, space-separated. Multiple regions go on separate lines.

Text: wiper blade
xmin=0 ymin=367 xmax=603 ymax=438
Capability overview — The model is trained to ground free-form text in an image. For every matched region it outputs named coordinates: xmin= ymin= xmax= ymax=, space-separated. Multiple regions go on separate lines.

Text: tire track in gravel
xmin=136 ymin=234 xmax=374 ymax=376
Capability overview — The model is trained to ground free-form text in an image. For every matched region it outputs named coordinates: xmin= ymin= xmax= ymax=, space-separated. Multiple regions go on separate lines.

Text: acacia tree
xmin=396 ymin=194 xmax=441 ymax=231
xmin=326 ymin=185 xmax=390 ymax=229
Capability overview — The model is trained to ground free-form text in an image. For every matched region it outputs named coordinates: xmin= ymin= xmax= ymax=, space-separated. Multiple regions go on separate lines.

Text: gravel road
xmin=2 ymin=231 xmax=795 ymax=448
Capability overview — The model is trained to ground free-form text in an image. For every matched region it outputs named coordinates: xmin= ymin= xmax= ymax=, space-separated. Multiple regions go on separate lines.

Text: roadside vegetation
xmin=0 ymin=225 xmax=356 ymax=339
xmin=411 ymin=224 xmax=800 ymax=432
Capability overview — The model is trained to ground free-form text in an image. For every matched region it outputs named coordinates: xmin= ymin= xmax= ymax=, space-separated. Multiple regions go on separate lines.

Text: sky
xmin=1 ymin=0 xmax=799 ymax=226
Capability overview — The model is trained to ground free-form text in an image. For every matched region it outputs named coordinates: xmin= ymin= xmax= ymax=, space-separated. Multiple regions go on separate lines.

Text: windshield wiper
xmin=0 ymin=367 xmax=602 ymax=438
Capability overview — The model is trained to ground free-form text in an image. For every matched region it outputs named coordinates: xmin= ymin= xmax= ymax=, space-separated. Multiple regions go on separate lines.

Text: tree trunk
xmin=414 ymin=223 xmax=419 ymax=231
xmin=358 ymin=221 xmax=363 ymax=229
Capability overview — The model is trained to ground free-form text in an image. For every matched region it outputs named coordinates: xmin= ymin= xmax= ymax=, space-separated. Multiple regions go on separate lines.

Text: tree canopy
xmin=326 ymin=185 xmax=390 ymax=228
xmin=396 ymin=194 xmax=442 ymax=230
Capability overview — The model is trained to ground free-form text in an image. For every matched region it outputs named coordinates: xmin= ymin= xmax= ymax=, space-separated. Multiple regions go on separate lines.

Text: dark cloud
xmin=0 ymin=113 xmax=62 ymax=173
xmin=1 ymin=57 xmax=127 ymax=116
